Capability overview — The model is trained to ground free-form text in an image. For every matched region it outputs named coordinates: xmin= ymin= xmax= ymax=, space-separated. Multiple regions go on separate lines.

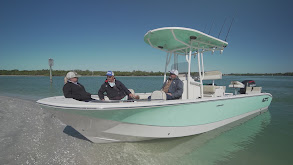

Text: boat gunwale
xmin=37 ymin=93 xmax=272 ymax=111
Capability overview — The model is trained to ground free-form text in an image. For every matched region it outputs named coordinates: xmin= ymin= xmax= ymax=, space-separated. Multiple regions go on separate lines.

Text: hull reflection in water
xmin=119 ymin=110 xmax=271 ymax=165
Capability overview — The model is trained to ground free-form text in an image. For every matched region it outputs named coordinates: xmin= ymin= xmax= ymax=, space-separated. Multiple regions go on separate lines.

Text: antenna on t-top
xmin=208 ymin=19 xmax=215 ymax=35
xmin=225 ymin=18 xmax=234 ymax=41
xmin=48 ymin=58 xmax=54 ymax=83
xmin=218 ymin=17 xmax=227 ymax=38
xmin=203 ymin=23 xmax=207 ymax=33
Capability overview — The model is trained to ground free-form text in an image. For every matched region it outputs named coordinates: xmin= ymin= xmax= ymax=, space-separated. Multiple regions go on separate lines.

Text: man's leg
xmin=166 ymin=94 xmax=173 ymax=100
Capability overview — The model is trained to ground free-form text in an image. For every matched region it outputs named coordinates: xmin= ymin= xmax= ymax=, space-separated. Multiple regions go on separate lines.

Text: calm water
xmin=0 ymin=75 xmax=292 ymax=165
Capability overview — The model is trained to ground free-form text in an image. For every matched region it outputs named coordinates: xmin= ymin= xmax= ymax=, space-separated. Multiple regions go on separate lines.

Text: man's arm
xmin=63 ymin=84 xmax=83 ymax=100
xmin=63 ymin=84 xmax=73 ymax=98
xmin=98 ymin=84 xmax=106 ymax=100
xmin=172 ymin=80 xmax=183 ymax=99
xmin=118 ymin=81 xmax=131 ymax=95
xmin=161 ymin=81 xmax=166 ymax=90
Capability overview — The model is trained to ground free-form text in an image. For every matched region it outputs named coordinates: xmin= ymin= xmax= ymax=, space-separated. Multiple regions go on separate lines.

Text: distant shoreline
xmin=0 ymin=75 xmax=163 ymax=77
xmin=0 ymin=69 xmax=292 ymax=76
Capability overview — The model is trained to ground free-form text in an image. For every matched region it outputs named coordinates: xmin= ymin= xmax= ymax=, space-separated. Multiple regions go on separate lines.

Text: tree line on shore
xmin=0 ymin=69 xmax=165 ymax=76
xmin=0 ymin=70 xmax=292 ymax=76
xmin=225 ymin=72 xmax=293 ymax=76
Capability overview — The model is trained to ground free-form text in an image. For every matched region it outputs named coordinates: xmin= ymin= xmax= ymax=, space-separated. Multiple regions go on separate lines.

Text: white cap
xmin=169 ymin=69 xmax=179 ymax=76
xmin=66 ymin=71 xmax=81 ymax=79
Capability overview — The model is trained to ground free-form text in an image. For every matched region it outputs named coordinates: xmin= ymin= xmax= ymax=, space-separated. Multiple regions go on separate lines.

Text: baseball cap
xmin=106 ymin=71 xmax=114 ymax=76
xmin=66 ymin=71 xmax=81 ymax=79
xmin=169 ymin=69 xmax=179 ymax=76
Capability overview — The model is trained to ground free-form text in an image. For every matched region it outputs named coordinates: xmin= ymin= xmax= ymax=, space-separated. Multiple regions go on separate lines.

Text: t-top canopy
xmin=144 ymin=27 xmax=228 ymax=54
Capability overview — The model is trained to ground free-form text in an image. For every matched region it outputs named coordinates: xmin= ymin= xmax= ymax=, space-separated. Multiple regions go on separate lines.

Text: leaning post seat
xmin=203 ymin=85 xmax=216 ymax=97
xmin=193 ymin=70 xmax=222 ymax=81
xmin=194 ymin=71 xmax=225 ymax=97
xmin=203 ymin=85 xmax=226 ymax=97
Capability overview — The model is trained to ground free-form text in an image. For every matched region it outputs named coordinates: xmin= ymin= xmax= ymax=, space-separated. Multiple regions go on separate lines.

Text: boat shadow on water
xmin=63 ymin=126 xmax=91 ymax=142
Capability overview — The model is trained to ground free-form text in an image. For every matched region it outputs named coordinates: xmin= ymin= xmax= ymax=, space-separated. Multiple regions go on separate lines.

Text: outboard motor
xmin=240 ymin=80 xmax=256 ymax=94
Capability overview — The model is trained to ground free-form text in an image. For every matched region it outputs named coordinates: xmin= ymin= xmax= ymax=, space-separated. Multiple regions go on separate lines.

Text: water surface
xmin=0 ymin=75 xmax=292 ymax=164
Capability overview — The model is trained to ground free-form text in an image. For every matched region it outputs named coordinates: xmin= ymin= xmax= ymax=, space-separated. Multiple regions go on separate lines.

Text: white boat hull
xmin=39 ymin=93 xmax=272 ymax=143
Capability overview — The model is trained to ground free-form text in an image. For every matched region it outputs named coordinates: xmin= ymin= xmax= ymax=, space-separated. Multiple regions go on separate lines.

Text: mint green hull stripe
xmin=122 ymin=95 xmax=271 ymax=126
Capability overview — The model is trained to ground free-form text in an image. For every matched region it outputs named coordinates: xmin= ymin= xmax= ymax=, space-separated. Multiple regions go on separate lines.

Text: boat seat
xmin=229 ymin=81 xmax=245 ymax=95
xmin=229 ymin=81 xmax=245 ymax=88
xmin=178 ymin=73 xmax=187 ymax=79
xmin=203 ymin=85 xmax=226 ymax=97
xmin=203 ymin=85 xmax=216 ymax=97
xmin=179 ymin=73 xmax=199 ymax=82
xmin=128 ymin=89 xmax=135 ymax=95
xmin=194 ymin=71 xmax=222 ymax=80
xmin=203 ymin=85 xmax=216 ymax=93
xmin=151 ymin=90 xmax=166 ymax=100
xmin=103 ymin=96 xmax=110 ymax=101
xmin=244 ymin=87 xmax=262 ymax=94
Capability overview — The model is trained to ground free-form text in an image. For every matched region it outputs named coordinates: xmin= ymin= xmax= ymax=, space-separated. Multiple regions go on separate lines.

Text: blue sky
xmin=0 ymin=0 xmax=292 ymax=73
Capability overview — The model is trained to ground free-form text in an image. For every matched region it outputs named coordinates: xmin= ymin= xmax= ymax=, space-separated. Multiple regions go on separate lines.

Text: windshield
xmin=170 ymin=62 xmax=200 ymax=78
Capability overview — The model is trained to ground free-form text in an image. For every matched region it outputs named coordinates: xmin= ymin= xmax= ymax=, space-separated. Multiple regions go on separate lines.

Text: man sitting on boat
xmin=63 ymin=71 xmax=93 ymax=101
xmin=98 ymin=71 xmax=138 ymax=100
xmin=162 ymin=69 xmax=183 ymax=100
